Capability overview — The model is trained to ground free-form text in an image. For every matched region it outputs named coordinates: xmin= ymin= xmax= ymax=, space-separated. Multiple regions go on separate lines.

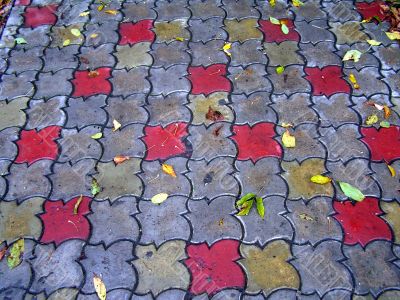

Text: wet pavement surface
xmin=0 ymin=0 xmax=400 ymax=299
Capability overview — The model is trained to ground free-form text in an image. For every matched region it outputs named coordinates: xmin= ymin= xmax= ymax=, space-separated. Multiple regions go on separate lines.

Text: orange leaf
xmin=88 ymin=70 xmax=99 ymax=78
xmin=162 ymin=163 xmax=177 ymax=178
xmin=383 ymin=105 xmax=391 ymax=119
xmin=0 ymin=245 xmax=7 ymax=261
xmin=113 ymin=155 xmax=130 ymax=165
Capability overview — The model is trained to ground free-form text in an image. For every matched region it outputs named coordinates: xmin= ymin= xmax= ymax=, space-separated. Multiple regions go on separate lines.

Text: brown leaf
xmin=0 ymin=245 xmax=7 ymax=261
xmin=73 ymin=194 xmax=83 ymax=215
xmin=205 ymin=106 xmax=224 ymax=122
xmin=88 ymin=70 xmax=99 ymax=78
xmin=213 ymin=125 xmax=224 ymax=137
xmin=113 ymin=155 xmax=130 ymax=165
xmin=383 ymin=105 xmax=391 ymax=119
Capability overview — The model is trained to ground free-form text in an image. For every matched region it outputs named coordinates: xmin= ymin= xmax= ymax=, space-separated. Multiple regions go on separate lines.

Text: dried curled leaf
xmin=7 ymin=239 xmax=24 ymax=270
xmin=15 ymin=37 xmax=27 ymax=44
xmin=310 ymin=174 xmax=332 ymax=184
xmin=276 ymin=66 xmax=285 ymax=74
xmin=90 ymin=33 xmax=99 ymax=39
xmin=79 ymin=11 xmax=90 ymax=17
xmin=338 ymin=181 xmax=365 ymax=202
xmin=387 ymin=163 xmax=396 ymax=177
xmin=63 ymin=39 xmax=71 ymax=47
xmin=365 ymin=114 xmax=379 ymax=125
xmin=162 ymin=163 xmax=177 ymax=178
xmin=91 ymin=178 xmax=101 ymax=196
xmin=281 ymin=122 xmax=293 ymax=128
xmin=73 ymin=194 xmax=83 ymax=215
xmin=91 ymin=132 xmax=102 ymax=139
xmin=299 ymin=213 xmax=313 ymax=221
xmin=112 ymin=119 xmax=122 ymax=131
xmin=343 ymin=49 xmax=362 ymax=62
xmin=114 ymin=155 xmax=130 ymax=165
xmin=88 ymin=70 xmax=99 ymax=78
xmin=269 ymin=0 xmax=276 ymax=7
xmin=282 ymin=129 xmax=295 ymax=148
xmin=205 ymin=106 xmax=224 ymax=121
xmin=151 ymin=193 xmax=169 ymax=204
xmin=93 ymin=274 xmax=106 ymax=300
xmin=383 ymin=105 xmax=391 ymax=119
xmin=256 ymin=197 xmax=265 ymax=219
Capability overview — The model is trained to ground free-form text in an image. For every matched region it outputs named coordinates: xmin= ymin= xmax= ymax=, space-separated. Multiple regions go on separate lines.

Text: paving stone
xmin=292 ymin=241 xmax=353 ymax=296
xmin=0 ymin=96 xmax=29 ymax=131
xmin=5 ymin=6 xmax=24 ymax=27
xmin=88 ymin=0 xmax=122 ymax=23
xmin=0 ymin=128 xmax=19 ymax=161
xmin=239 ymin=240 xmax=299 ymax=296
xmin=155 ymin=0 xmax=190 ymax=21
xmin=25 ymin=96 xmax=66 ymax=130
xmin=190 ymin=39 xmax=228 ymax=66
xmin=224 ymin=19 xmax=263 ymax=43
xmin=110 ymin=67 xmax=150 ymax=96
xmin=100 ymin=124 xmax=145 ymax=161
xmin=319 ymin=125 xmax=370 ymax=162
xmin=271 ymin=93 xmax=318 ymax=124
xmin=84 ymin=22 xmax=120 ymax=46
xmin=80 ymin=241 xmax=136 ymax=293
xmin=79 ymin=44 xmax=116 ymax=70
xmin=382 ymin=70 xmax=400 ymax=97
xmin=114 ymin=43 xmax=151 ymax=69
xmin=151 ymin=41 xmax=191 ymax=68
xmin=0 ymin=160 xmax=9 ymax=199
xmin=30 ymin=240 xmax=84 ymax=295
xmin=189 ymin=18 xmax=227 ymax=42
xmin=343 ymin=241 xmax=400 ymax=296
xmin=189 ymin=0 xmax=225 ymax=19
xmin=0 ymin=71 xmax=35 ymax=101
xmin=154 ymin=19 xmax=190 ymax=43
xmin=94 ymin=159 xmax=142 ymax=201
xmin=34 ymin=69 xmax=74 ymax=99
xmin=139 ymin=157 xmax=191 ymax=199
xmin=267 ymin=65 xmax=311 ymax=95
xmin=222 ymin=0 xmax=259 ymax=19
xmin=338 ymin=44 xmax=380 ymax=70
xmin=362 ymin=22 xmax=394 ymax=47
xmin=136 ymin=196 xmax=190 ymax=245
xmin=64 ymin=95 xmax=107 ymax=129
xmin=323 ymin=0 xmax=361 ymax=22
xmin=229 ymin=40 xmax=267 ymax=66
xmin=17 ymin=26 xmax=51 ymax=48
xmin=295 ymin=20 xmax=335 ymax=44
xmin=231 ymin=92 xmax=277 ymax=125
xmin=229 ymin=64 xmax=271 ymax=95
xmin=343 ymin=67 xmax=390 ymax=97
xmin=77 ymin=289 xmax=131 ymax=300
xmin=286 ymin=196 xmax=343 ymax=245
xmin=329 ymin=22 xmax=369 ymax=45
xmin=263 ymin=41 xmax=303 ymax=66
xmin=56 ymin=0 xmax=89 ymax=26
xmin=42 ymin=45 xmax=79 ymax=72
xmin=146 ymin=92 xmax=191 ymax=125
xmin=313 ymin=94 xmax=360 ymax=127
xmin=7 ymin=47 xmax=42 ymax=74
xmin=50 ymin=23 xmax=85 ymax=48
xmin=149 ymin=65 xmax=190 ymax=95
xmin=105 ymin=95 xmax=148 ymax=126
xmin=374 ymin=45 xmax=400 ymax=71
xmin=300 ymin=42 xmax=342 ymax=68
xmin=381 ymin=201 xmax=400 ymax=244
xmin=133 ymin=240 xmax=189 ymax=295
xmin=238 ymin=196 xmax=292 ymax=245
xmin=295 ymin=0 xmax=327 ymax=21
xmin=256 ymin=0 xmax=292 ymax=19
xmin=122 ymin=1 xmax=156 ymax=22
xmin=187 ymin=157 xmax=239 ymax=200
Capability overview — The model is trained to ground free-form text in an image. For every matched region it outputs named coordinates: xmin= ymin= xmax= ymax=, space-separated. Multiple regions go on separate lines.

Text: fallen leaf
xmin=281 ymin=23 xmax=289 ymax=34
xmin=222 ymin=42 xmax=232 ymax=56
xmin=70 ymin=28 xmax=81 ymax=37
xmin=63 ymin=39 xmax=71 ymax=47
xmin=91 ymin=132 xmax=102 ymax=139
xmin=79 ymin=11 xmax=90 ymax=17
xmin=91 ymin=178 xmax=101 ymax=196
xmin=0 ymin=245 xmax=7 ymax=261
xmin=343 ymin=49 xmax=362 ymax=62
xmin=282 ymin=129 xmax=295 ymax=148
xmin=348 ymin=73 xmax=360 ymax=89
xmin=374 ymin=103 xmax=384 ymax=110
xmin=269 ymin=0 xmax=276 ymax=7
xmin=310 ymin=174 xmax=332 ymax=184
xmin=386 ymin=31 xmax=400 ymax=40
xmin=383 ymin=105 xmax=391 ymax=119
xmin=276 ymin=66 xmax=285 ymax=74
xmin=90 ymin=33 xmax=99 ymax=39
xmin=365 ymin=114 xmax=379 ymax=125
xmin=88 ymin=70 xmax=99 ymax=78
xmin=175 ymin=37 xmax=185 ymax=41
xmin=236 ymin=193 xmax=256 ymax=207
xmin=113 ymin=155 xmax=130 ymax=165
xmin=162 ymin=163 xmax=177 ymax=178
xmin=387 ymin=163 xmax=396 ymax=177
xmin=236 ymin=199 xmax=254 ymax=216
xmin=205 ymin=106 xmax=224 ymax=121
xmin=338 ymin=181 xmax=365 ymax=202
xmin=112 ymin=119 xmax=122 ymax=131
xmin=299 ymin=213 xmax=313 ymax=221
xmin=15 ymin=37 xmax=27 ymax=44
xmin=281 ymin=122 xmax=293 ymax=128
xmin=213 ymin=125 xmax=223 ymax=137
xmin=97 ymin=3 xmax=105 ymax=11
xmin=218 ymin=218 xmax=224 ymax=226
xmin=104 ymin=9 xmax=118 ymax=15
xmin=256 ymin=197 xmax=265 ymax=219
xmin=73 ymin=194 xmax=83 ymax=215
xmin=270 ymin=17 xmax=280 ymax=25
xmin=380 ymin=120 xmax=390 ymax=128
xmin=151 ymin=193 xmax=169 ymax=204
xmin=93 ymin=274 xmax=106 ymax=300
xmin=7 ymin=239 xmax=24 ymax=270
xmin=292 ymin=0 xmax=304 ymax=7
xmin=366 ymin=39 xmax=381 ymax=46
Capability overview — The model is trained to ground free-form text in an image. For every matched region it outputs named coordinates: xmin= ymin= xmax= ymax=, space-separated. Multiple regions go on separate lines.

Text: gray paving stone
xmin=89 ymin=1 xmax=122 ymax=24
xmin=375 ymin=45 xmax=400 ymax=71
xmin=7 ymin=47 xmax=43 ymax=74
xmin=222 ymin=0 xmax=259 ymax=19
xmin=50 ymin=23 xmax=85 ymax=48
xmin=0 ymin=96 xmax=29 ymax=130
xmin=300 ymin=42 xmax=342 ymax=67
xmin=56 ymin=0 xmax=90 ymax=26
xmin=271 ymin=93 xmax=318 ymax=124
xmin=189 ymin=18 xmax=227 ymax=42
xmin=155 ymin=0 xmax=190 ymax=21
xmin=329 ymin=21 xmax=369 ymax=45
xmin=0 ymin=71 xmax=36 ymax=101
xmin=382 ymin=70 xmax=400 ymax=98
xmin=229 ymin=64 xmax=271 ymax=95
xmin=264 ymin=41 xmax=303 ymax=66
xmin=187 ymin=157 xmax=239 ymax=200
xmin=189 ymin=0 xmax=225 ymax=20
xmin=79 ymin=44 xmax=116 ymax=70
xmin=111 ymin=68 xmax=151 ymax=96
xmin=0 ymin=160 xmax=9 ymax=199
xmin=295 ymin=20 xmax=335 ymax=44
xmin=25 ymin=96 xmax=67 ymax=130
xmin=189 ymin=39 xmax=228 ymax=66
xmin=230 ymin=40 xmax=267 ymax=66
xmin=80 ymin=241 xmax=136 ymax=293
xmin=371 ymin=161 xmax=400 ymax=201
xmin=267 ymin=65 xmax=311 ymax=95
xmin=136 ymin=196 xmax=190 ymax=245
xmin=186 ymin=195 xmax=243 ymax=244
xmin=0 ymin=128 xmax=19 ymax=161
xmin=84 ymin=23 xmax=120 ymax=47
xmin=105 ymin=95 xmax=148 ymax=126
xmin=34 ymin=69 xmax=74 ymax=99
xmin=122 ymin=1 xmax=156 ymax=22
xmin=295 ymin=0 xmax=327 ymax=22
xmin=147 ymin=92 xmax=191 ymax=125
xmin=42 ymin=45 xmax=79 ymax=72
xmin=343 ymin=67 xmax=390 ymax=98
xmin=17 ymin=26 xmax=51 ymax=49
xmin=5 ymin=6 xmax=24 ymax=27
xmin=362 ymin=22 xmax=394 ymax=47
xmin=149 ymin=65 xmax=190 ymax=95
xmin=151 ymin=41 xmax=190 ymax=68
xmin=154 ymin=19 xmax=190 ymax=43
xmin=256 ymin=0 xmax=293 ymax=19
xmin=338 ymin=44 xmax=380 ymax=70
xmin=77 ymin=289 xmax=131 ymax=300
xmin=114 ymin=43 xmax=152 ymax=69
xmin=323 ymin=0 xmax=361 ymax=22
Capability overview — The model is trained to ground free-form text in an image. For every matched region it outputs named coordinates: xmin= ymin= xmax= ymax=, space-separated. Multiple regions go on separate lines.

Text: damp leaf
xmin=63 ymin=39 xmax=71 ymax=47
xmin=380 ymin=121 xmax=390 ymax=128
xmin=338 ymin=181 xmax=365 ymax=202
xmin=7 ymin=239 xmax=24 ymax=270
xmin=269 ymin=17 xmax=280 ymax=25
xmin=256 ymin=197 xmax=265 ymax=219
xmin=236 ymin=193 xmax=256 ymax=207
xmin=162 ymin=163 xmax=177 ymax=178
xmin=299 ymin=213 xmax=313 ymax=221
xmin=113 ymin=155 xmax=130 ymax=165
xmin=151 ymin=193 xmax=169 ymax=204
xmin=281 ymin=23 xmax=289 ymax=34
xmin=276 ymin=66 xmax=285 ymax=74
xmin=383 ymin=105 xmax=391 ymax=119
xmin=93 ymin=274 xmax=106 ymax=300
xmin=104 ymin=9 xmax=118 ymax=15
xmin=310 ymin=174 xmax=332 ymax=184
xmin=236 ymin=199 xmax=254 ymax=216
xmin=387 ymin=163 xmax=396 ymax=177
xmin=292 ymin=0 xmax=304 ymax=7
xmin=342 ymin=49 xmax=362 ymax=62
xmin=15 ymin=37 xmax=27 ymax=44
xmin=91 ymin=132 xmax=103 ymax=139
xmin=70 ymin=28 xmax=81 ymax=37
xmin=112 ymin=119 xmax=122 ymax=131
xmin=73 ymin=194 xmax=83 ymax=215
xmin=205 ymin=106 xmax=224 ymax=121
xmin=365 ymin=114 xmax=378 ymax=125
xmin=91 ymin=178 xmax=101 ymax=197
xmin=366 ymin=39 xmax=381 ymax=46
xmin=282 ymin=130 xmax=296 ymax=148
xmin=386 ymin=31 xmax=400 ymax=40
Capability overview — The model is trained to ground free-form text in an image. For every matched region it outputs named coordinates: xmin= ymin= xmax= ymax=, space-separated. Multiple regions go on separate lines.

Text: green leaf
xmin=256 ymin=197 xmax=265 ymax=219
xmin=338 ymin=181 xmax=365 ymax=202
xmin=70 ymin=28 xmax=81 ymax=37
xmin=91 ymin=132 xmax=102 ymax=139
xmin=276 ymin=66 xmax=285 ymax=74
xmin=269 ymin=17 xmax=280 ymax=25
xmin=380 ymin=121 xmax=390 ymax=128
xmin=63 ymin=39 xmax=71 ymax=47
xmin=7 ymin=239 xmax=24 ymax=270
xmin=91 ymin=178 xmax=101 ymax=196
xmin=151 ymin=193 xmax=169 ymax=204
xmin=15 ymin=37 xmax=27 ymax=44
xmin=342 ymin=50 xmax=362 ymax=62
xmin=236 ymin=193 xmax=256 ymax=207
xmin=236 ymin=199 xmax=254 ymax=216
xmin=281 ymin=23 xmax=289 ymax=34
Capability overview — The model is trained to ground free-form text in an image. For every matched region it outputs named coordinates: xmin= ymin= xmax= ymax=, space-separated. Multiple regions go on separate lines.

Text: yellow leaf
xmin=151 ymin=193 xmax=169 ymax=204
xmin=162 ymin=163 xmax=177 ymax=178
xmin=281 ymin=122 xmax=293 ymax=128
xmin=282 ymin=130 xmax=295 ymax=148
xmin=70 ymin=28 xmax=81 ymax=37
xmin=349 ymin=73 xmax=360 ymax=89
xmin=79 ymin=11 xmax=90 ymax=17
xmin=91 ymin=132 xmax=102 ymax=139
xmin=222 ymin=42 xmax=232 ymax=56
xmin=386 ymin=31 xmax=400 ymax=40
xmin=366 ymin=39 xmax=381 ymax=46
xmin=105 ymin=9 xmax=118 ymax=15
xmin=383 ymin=105 xmax=391 ymax=119
xmin=276 ymin=66 xmax=285 ymax=74
xmin=387 ymin=164 xmax=396 ymax=177
xmin=292 ymin=0 xmax=304 ymax=7
xmin=93 ymin=275 xmax=106 ymax=300
xmin=97 ymin=4 xmax=105 ymax=11
xmin=175 ymin=37 xmax=185 ymax=42
xmin=365 ymin=114 xmax=378 ymax=125
xmin=343 ymin=50 xmax=362 ymax=62
xmin=113 ymin=155 xmax=130 ymax=165
xmin=73 ymin=194 xmax=83 ymax=215
xmin=269 ymin=0 xmax=276 ymax=7
xmin=310 ymin=174 xmax=332 ymax=184
xmin=299 ymin=213 xmax=313 ymax=221
xmin=90 ymin=33 xmax=99 ymax=39
xmin=112 ymin=119 xmax=121 ymax=131
xmin=63 ymin=39 xmax=71 ymax=47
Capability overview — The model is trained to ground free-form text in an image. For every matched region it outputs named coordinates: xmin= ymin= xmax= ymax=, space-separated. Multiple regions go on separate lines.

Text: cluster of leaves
xmin=383 ymin=0 xmax=400 ymax=33
xmin=236 ymin=193 xmax=265 ymax=218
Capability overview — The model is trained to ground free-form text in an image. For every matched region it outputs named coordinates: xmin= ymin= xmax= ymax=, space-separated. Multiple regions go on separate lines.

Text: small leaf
xmin=73 ymin=194 xmax=83 ymax=215
xmin=162 ymin=163 xmax=177 ymax=178
xmin=299 ymin=213 xmax=313 ymax=221
xmin=269 ymin=0 xmax=276 ymax=7
xmin=70 ymin=28 xmax=81 ymax=37
xmin=386 ymin=31 xmax=400 ymax=40
xmin=0 ymin=245 xmax=7 ymax=261
xmin=276 ymin=66 xmax=285 ymax=74
xmin=338 ymin=181 xmax=365 ymax=202
xmin=175 ymin=37 xmax=185 ymax=41
xmin=93 ymin=274 xmax=106 ymax=300
xmin=256 ymin=197 xmax=265 ymax=219
xmin=236 ymin=199 xmax=254 ymax=216
xmin=112 ymin=119 xmax=122 ymax=131
xmin=281 ymin=122 xmax=293 ymax=128
xmin=380 ymin=121 xmax=390 ymax=128
xmin=343 ymin=50 xmax=362 ymax=62
xmin=15 ymin=37 xmax=27 ymax=44
xmin=97 ymin=4 xmax=105 ymax=11
xmin=79 ymin=11 xmax=90 ymax=17
xmin=282 ymin=130 xmax=295 ymax=148
xmin=236 ymin=193 xmax=256 ymax=207
xmin=113 ymin=155 xmax=130 ymax=165
xmin=91 ymin=132 xmax=102 ymax=139
xmin=373 ymin=103 xmax=384 ymax=110
xmin=366 ymin=39 xmax=381 ymax=46
xmin=383 ymin=105 xmax=391 ymax=119
xmin=104 ymin=9 xmax=118 ymax=15
xmin=269 ymin=17 xmax=280 ymax=25
xmin=91 ymin=178 xmax=101 ymax=196
xmin=90 ymin=33 xmax=99 ymax=39
xmin=281 ymin=23 xmax=289 ymax=34
xmin=348 ymin=73 xmax=360 ymax=89
xmin=7 ymin=239 xmax=24 ymax=270
xmin=365 ymin=114 xmax=378 ymax=125
xmin=387 ymin=163 xmax=396 ymax=177
xmin=292 ymin=0 xmax=304 ymax=7
xmin=151 ymin=193 xmax=169 ymax=204
xmin=88 ymin=70 xmax=99 ymax=78
xmin=222 ymin=42 xmax=232 ymax=56
xmin=310 ymin=175 xmax=332 ymax=184
xmin=205 ymin=106 xmax=224 ymax=121
xmin=63 ymin=39 xmax=71 ymax=47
